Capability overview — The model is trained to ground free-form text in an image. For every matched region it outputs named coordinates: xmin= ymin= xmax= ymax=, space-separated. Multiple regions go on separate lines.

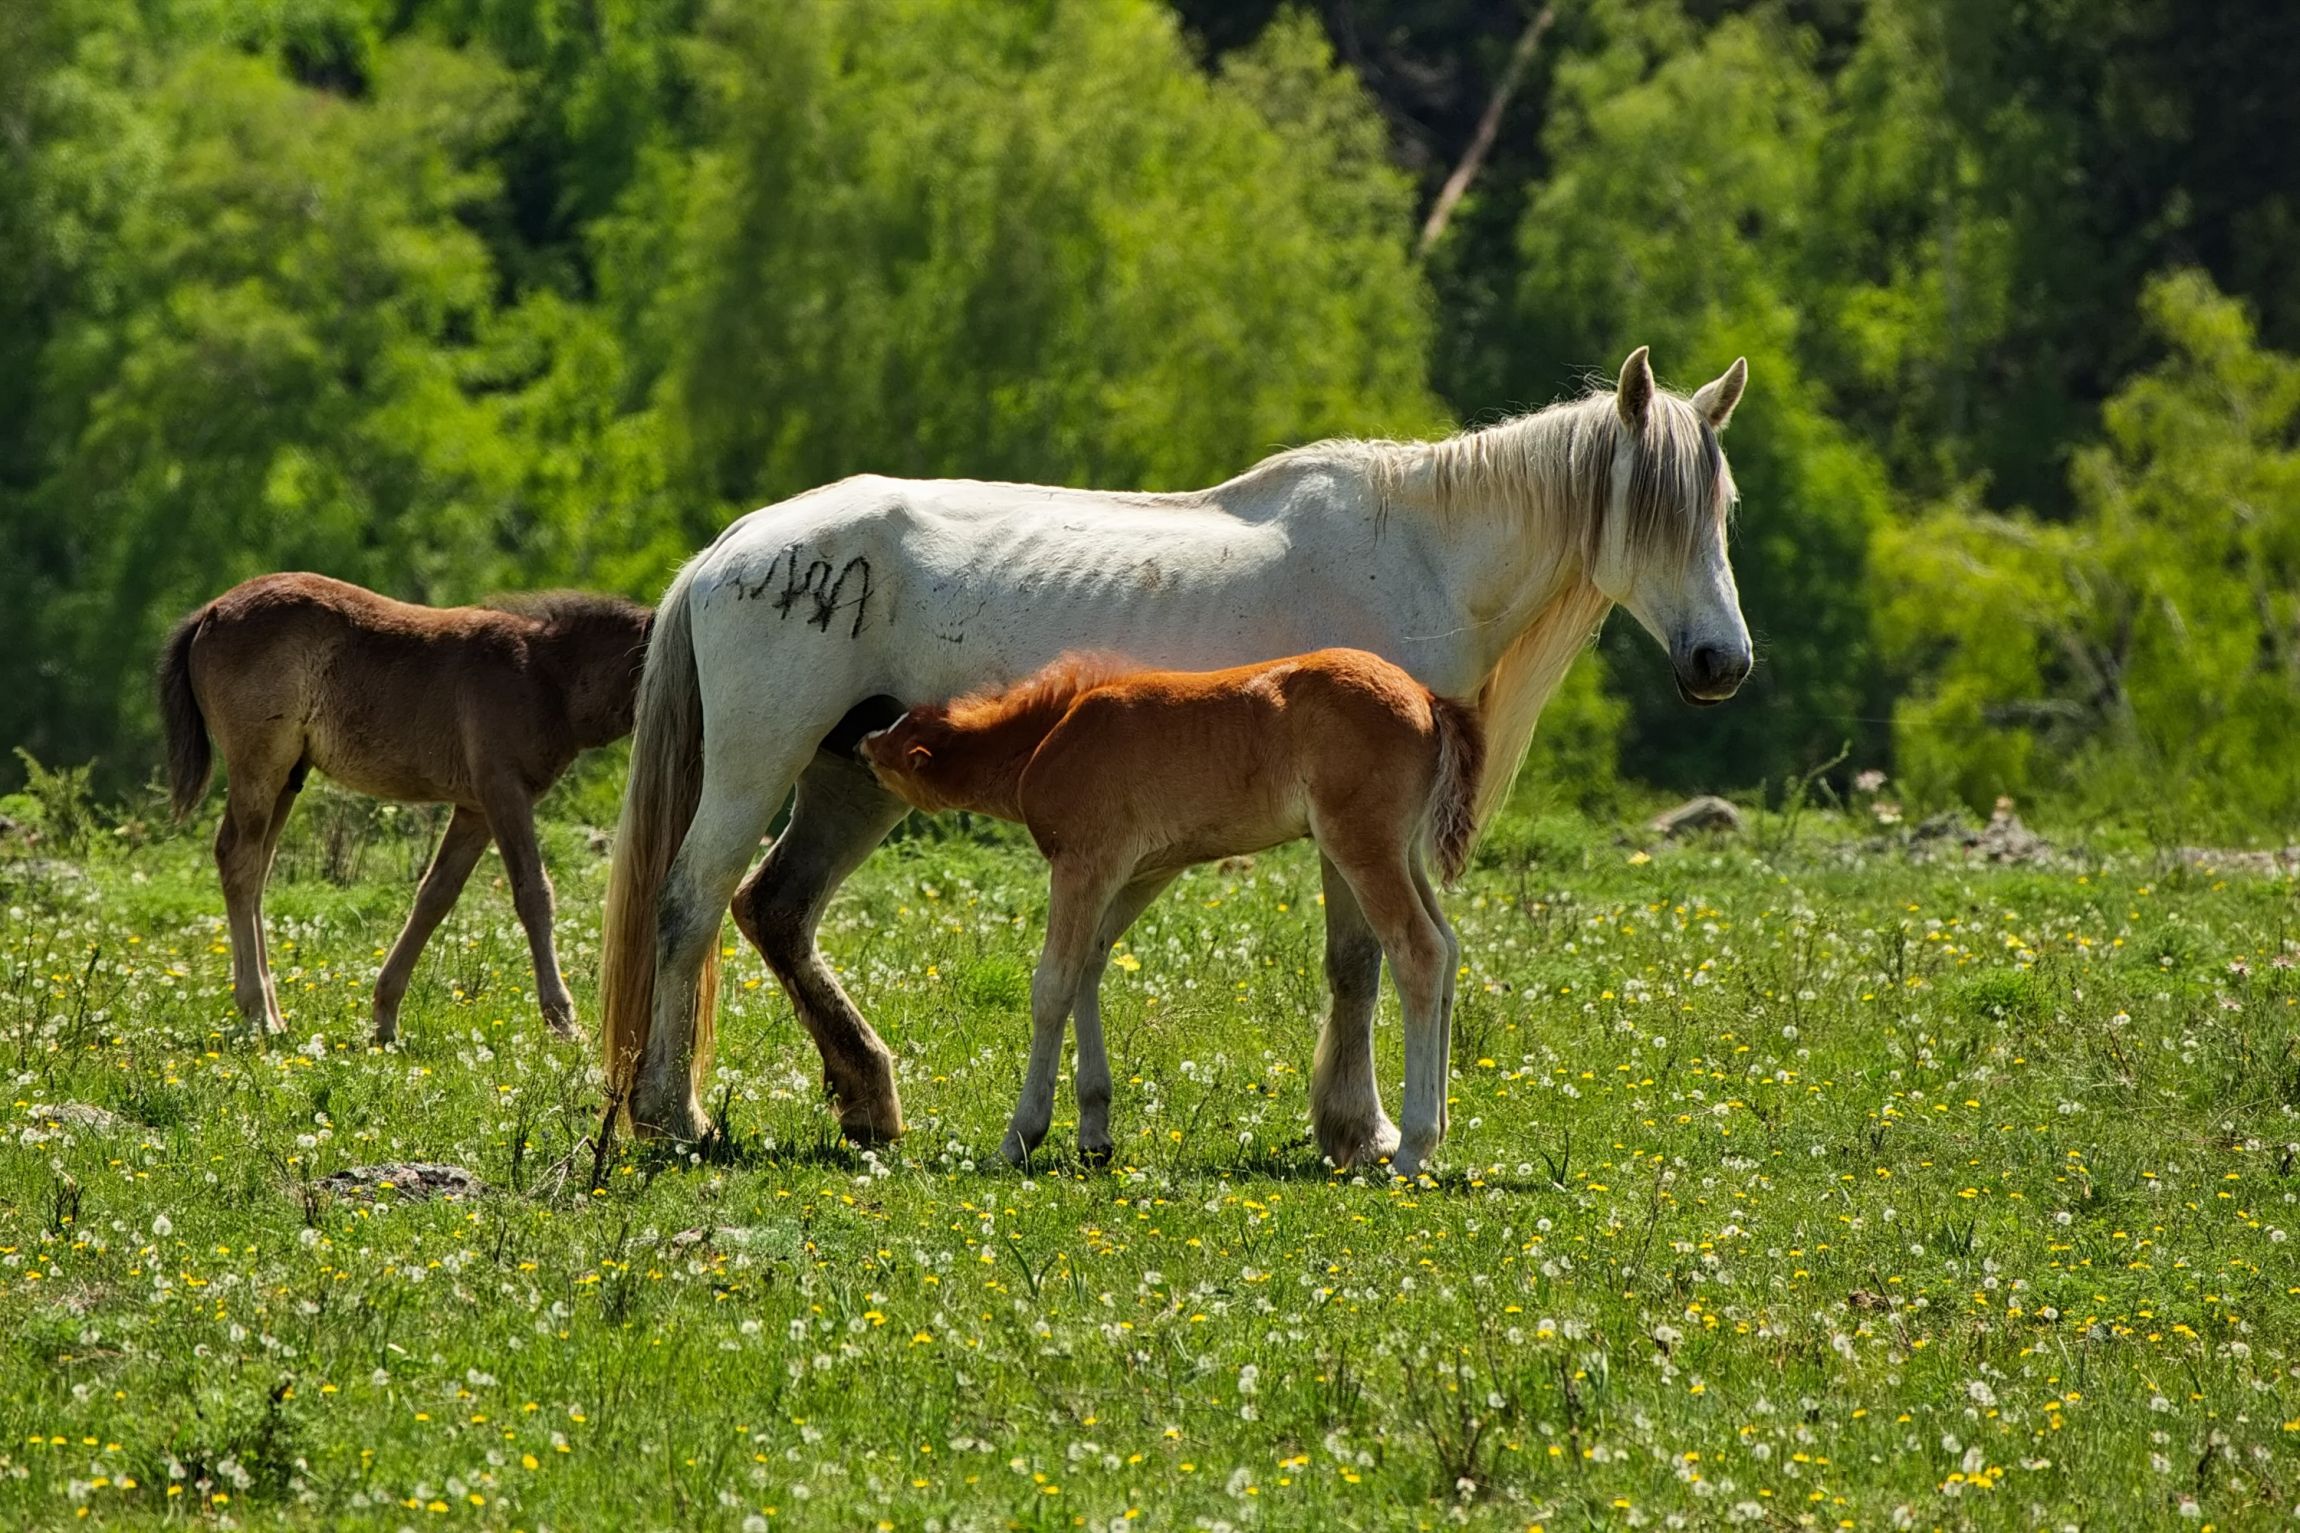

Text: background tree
xmin=5 ymin=0 xmax=2297 ymax=831
xmin=1881 ymin=272 xmax=2300 ymax=832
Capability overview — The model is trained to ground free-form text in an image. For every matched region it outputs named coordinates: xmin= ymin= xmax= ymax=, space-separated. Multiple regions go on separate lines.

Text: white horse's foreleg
xmin=734 ymin=752 xmax=912 ymax=1143
xmin=633 ymin=760 xmax=794 ymax=1139
xmin=1005 ymin=862 xmax=1122 ymax=1166
xmin=1070 ymin=871 xmax=1179 ymax=1163
xmin=1310 ymin=855 xmax=1402 ymax=1167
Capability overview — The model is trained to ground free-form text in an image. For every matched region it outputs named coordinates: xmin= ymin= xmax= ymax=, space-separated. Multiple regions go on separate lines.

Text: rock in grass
xmin=1909 ymin=797 xmax=2063 ymax=866
xmin=21 ymin=1102 xmax=125 ymax=1139
xmin=1649 ymin=795 xmax=1743 ymax=838
xmin=2181 ymin=845 xmax=2300 ymax=876
xmin=318 ymin=1163 xmax=488 ymax=1202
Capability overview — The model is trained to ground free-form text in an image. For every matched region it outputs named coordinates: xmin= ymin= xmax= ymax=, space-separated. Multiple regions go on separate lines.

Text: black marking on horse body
xmin=739 ymin=545 xmax=874 ymax=637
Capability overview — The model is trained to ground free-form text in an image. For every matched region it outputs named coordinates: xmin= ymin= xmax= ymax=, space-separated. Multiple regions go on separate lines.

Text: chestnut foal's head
xmin=857 ymin=709 xmax=965 ymax=813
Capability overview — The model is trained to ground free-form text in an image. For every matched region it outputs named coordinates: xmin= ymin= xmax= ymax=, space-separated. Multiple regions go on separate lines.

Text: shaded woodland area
xmin=5 ymin=0 xmax=2296 ymax=829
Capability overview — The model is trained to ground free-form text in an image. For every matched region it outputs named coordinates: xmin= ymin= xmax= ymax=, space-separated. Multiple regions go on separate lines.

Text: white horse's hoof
xmin=632 ymin=1091 xmax=711 ymax=1142
xmin=1319 ymin=1114 xmax=1402 ymax=1170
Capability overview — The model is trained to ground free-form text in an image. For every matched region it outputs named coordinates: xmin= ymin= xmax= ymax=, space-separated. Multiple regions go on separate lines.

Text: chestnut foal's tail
xmin=1427 ymin=695 xmax=1486 ymax=885
xmin=598 ymin=560 xmax=718 ymax=1116
xmin=157 ymin=607 xmax=213 ymax=821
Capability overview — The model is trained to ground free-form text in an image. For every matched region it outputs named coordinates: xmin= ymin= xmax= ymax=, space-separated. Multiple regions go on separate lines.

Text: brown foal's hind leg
xmin=1006 ymin=858 xmax=1127 ymax=1167
xmin=210 ymin=735 xmax=300 ymax=1035
xmin=371 ymin=806 xmax=491 ymax=1045
xmin=483 ymin=785 xmax=579 ymax=1039
xmin=734 ymin=752 xmax=911 ymax=1143
xmin=1070 ymin=870 xmax=1179 ymax=1164
xmin=1321 ymin=841 xmax=1450 ymax=1180
xmin=250 ymin=771 xmax=303 ymax=1026
xmin=1309 ymin=854 xmax=1403 ymax=1168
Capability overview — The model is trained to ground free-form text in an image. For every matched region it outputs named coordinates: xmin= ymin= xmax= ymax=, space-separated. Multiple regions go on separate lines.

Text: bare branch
xmin=1417 ymin=5 xmax=1557 ymax=258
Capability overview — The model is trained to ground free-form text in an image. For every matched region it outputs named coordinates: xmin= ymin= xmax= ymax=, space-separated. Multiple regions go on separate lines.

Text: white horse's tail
xmin=599 ymin=559 xmax=719 ymax=1113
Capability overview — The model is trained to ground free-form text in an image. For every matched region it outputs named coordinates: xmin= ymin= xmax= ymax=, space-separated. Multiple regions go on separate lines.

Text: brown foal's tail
xmin=598 ymin=559 xmax=718 ymax=1117
xmin=157 ymin=608 xmax=213 ymax=821
xmin=1427 ymin=694 xmax=1487 ymax=886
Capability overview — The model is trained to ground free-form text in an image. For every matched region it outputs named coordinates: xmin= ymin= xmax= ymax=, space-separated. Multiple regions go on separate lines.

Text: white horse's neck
xmin=1356 ymin=398 xmax=1622 ymax=822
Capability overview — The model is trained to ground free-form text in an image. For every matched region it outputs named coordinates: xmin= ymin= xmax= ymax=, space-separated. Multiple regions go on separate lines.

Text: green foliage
xmin=0 ymin=0 xmax=1438 ymax=788
xmin=1496 ymin=2 xmax=1896 ymax=791
xmin=1513 ymin=648 xmax=1625 ymax=814
xmin=2 ymin=749 xmax=99 ymax=854
xmin=4 ymin=0 xmax=2297 ymax=824
xmin=1881 ymin=271 xmax=2300 ymax=833
xmin=611 ymin=0 xmax=1439 ymax=511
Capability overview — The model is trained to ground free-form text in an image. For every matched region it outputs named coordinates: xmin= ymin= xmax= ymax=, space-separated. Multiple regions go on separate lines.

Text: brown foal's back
xmin=163 ymin=573 xmax=650 ymax=814
xmin=158 ymin=572 xmax=652 ymax=1041
xmin=863 ymin=648 xmax=1484 ymax=881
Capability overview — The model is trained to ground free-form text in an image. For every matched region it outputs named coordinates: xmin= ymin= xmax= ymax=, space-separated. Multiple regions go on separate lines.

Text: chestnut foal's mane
xmin=933 ymin=652 xmax=1141 ymax=744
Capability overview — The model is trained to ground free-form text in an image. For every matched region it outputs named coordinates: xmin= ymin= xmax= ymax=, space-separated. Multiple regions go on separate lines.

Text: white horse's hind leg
xmin=633 ymin=757 xmax=794 ymax=1138
xmin=734 ymin=752 xmax=912 ymax=1143
xmin=1310 ymin=855 xmax=1403 ymax=1168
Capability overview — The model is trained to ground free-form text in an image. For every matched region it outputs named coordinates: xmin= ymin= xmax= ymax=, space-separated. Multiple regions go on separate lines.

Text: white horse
xmin=601 ymin=348 xmax=1752 ymax=1156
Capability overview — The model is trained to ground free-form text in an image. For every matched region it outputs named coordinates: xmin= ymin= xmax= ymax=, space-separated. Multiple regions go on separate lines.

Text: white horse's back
xmin=686 ymin=465 xmax=1415 ymax=718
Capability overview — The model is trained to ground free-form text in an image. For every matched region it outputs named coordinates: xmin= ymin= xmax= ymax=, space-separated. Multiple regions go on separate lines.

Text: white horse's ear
xmin=1692 ymin=356 xmax=1749 ymax=430
xmin=1616 ymin=345 xmax=1655 ymax=429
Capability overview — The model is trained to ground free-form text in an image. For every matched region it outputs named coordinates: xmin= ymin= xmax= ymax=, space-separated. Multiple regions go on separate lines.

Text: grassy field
xmin=3 ymin=790 xmax=2298 ymax=1530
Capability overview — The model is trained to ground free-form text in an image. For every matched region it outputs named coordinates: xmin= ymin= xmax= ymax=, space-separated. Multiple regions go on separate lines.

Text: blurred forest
xmin=4 ymin=0 xmax=2296 ymax=832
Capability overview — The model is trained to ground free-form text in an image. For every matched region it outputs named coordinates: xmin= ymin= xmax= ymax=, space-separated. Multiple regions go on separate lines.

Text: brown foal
xmin=158 ymin=573 xmax=651 ymax=1042
xmin=859 ymin=648 xmax=1482 ymax=1176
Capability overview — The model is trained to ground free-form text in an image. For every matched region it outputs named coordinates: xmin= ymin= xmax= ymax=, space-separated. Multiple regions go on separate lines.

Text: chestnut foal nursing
xmin=861 ymin=648 xmax=1483 ymax=1177
xmin=158 ymin=573 xmax=651 ymax=1042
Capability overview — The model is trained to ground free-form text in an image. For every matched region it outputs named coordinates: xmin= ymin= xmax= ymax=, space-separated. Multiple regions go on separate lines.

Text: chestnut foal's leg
xmin=1005 ymin=859 xmax=1127 ymax=1166
xmin=371 ymin=806 xmax=491 ymax=1044
xmin=1321 ymin=842 xmax=1451 ymax=1179
xmin=1309 ymin=855 xmax=1404 ymax=1168
xmin=1069 ymin=870 xmax=1179 ymax=1163
xmin=483 ymin=784 xmax=579 ymax=1038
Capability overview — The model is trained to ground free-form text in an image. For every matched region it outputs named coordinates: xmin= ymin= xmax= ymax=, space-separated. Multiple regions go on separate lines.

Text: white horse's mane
xmin=1247 ymin=387 xmax=1733 ymax=824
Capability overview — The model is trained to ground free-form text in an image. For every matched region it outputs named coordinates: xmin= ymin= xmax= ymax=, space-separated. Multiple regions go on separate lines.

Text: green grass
xmin=3 ymin=800 xmax=2299 ymax=1529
